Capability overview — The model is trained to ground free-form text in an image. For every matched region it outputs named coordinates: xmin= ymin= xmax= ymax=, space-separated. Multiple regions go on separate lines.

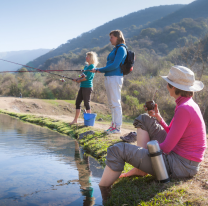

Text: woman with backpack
xmin=70 ymin=51 xmax=98 ymax=125
xmin=91 ymin=30 xmax=127 ymax=134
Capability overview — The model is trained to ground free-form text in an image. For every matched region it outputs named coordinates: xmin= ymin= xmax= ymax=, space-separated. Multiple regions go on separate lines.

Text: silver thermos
xmin=147 ymin=140 xmax=170 ymax=183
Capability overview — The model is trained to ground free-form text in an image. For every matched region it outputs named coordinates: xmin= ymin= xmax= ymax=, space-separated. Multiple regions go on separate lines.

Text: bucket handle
xmin=83 ymin=114 xmax=96 ymax=121
xmin=85 ymin=118 xmax=95 ymax=121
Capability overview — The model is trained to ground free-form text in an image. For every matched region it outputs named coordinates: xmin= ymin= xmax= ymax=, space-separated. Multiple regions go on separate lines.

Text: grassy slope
xmin=0 ymin=109 xmax=207 ymax=205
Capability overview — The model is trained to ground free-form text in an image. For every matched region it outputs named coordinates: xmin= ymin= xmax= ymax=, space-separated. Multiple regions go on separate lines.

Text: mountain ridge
xmin=148 ymin=0 xmax=208 ymax=28
xmin=29 ymin=4 xmax=185 ymax=68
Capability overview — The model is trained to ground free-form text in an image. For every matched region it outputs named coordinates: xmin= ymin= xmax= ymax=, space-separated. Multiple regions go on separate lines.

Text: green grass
xmin=105 ymin=177 xmax=203 ymax=206
xmin=64 ymin=100 xmax=76 ymax=104
xmin=42 ymin=99 xmax=60 ymax=105
xmin=95 ymin=113 xmax=136 ymax=124
xmin=95 ymin=113 xmax=112 ymax=122
xmin=42 ymin=99 xmax=76 ymax=106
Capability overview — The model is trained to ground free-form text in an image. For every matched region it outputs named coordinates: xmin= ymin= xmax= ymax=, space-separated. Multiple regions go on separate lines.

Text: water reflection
xmin=0 ymin=114 xmax=103 ymax=205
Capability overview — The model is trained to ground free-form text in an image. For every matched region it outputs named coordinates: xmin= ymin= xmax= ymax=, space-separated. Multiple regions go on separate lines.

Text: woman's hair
xmin=109 ymin=30 xmax=125 ymax=45
xmin=86 ymin=51 xmax=99 ymax=67
xmin=168 ymin=83 xmax=194 ymax=97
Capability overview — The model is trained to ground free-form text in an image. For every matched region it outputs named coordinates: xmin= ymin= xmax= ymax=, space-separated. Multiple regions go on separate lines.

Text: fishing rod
xmin=0 ymin=59 xmax=91 ymax=81
xmin=0 ymin=59 xmax=88 ymax=72
xmin=0 ymin=70 xmax=84 ymax=73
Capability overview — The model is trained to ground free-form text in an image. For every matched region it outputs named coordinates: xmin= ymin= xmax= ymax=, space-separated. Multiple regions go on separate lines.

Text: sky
xmin=0 ymin=0 xmax=195 ymax=52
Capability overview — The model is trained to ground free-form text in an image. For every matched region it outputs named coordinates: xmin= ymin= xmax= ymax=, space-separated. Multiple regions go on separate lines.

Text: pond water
xmin=0 ymin=114 xmax=104 ymax=206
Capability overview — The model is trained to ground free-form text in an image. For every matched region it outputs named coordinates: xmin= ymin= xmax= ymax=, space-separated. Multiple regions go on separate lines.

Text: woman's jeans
xmin=104 ymin=76 xmax=123 ymax=127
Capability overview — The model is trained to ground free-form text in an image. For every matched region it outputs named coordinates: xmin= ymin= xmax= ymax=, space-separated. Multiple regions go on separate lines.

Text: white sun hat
xmin=161 ymin=65 xmax=204 ymax=92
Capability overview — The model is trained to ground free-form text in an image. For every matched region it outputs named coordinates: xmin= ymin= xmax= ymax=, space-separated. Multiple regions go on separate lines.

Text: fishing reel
xmin=60 ymin=78 xmax=65 ymax=82
xmin=78 ymin=73 xmax=86 ymax=78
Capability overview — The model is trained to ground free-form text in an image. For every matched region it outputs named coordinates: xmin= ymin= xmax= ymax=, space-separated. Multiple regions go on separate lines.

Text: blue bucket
xmin=83 ymin=113 xmax=97 ymax=126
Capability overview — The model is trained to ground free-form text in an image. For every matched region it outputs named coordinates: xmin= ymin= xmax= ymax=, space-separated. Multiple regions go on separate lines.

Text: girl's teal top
xmin=80 ymin=64 xmax=95 ymax=88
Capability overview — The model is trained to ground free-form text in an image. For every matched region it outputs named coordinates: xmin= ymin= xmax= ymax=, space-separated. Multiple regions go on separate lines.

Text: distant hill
xmin=0 ymin=49 xmax=51 ymax=71
xmin=29 ymin=4 xmax=185 ymax=68
xmin=27 ymin=0 xmax=208 ymax=70
xmin=148 ymin=0 xmax=208 ymax=29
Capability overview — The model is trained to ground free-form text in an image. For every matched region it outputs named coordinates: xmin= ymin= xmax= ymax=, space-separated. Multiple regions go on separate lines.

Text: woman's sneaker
xmin=109 ymin=128 xmax=121 ymax=134
xmin=105 ymin=123 xmax=115 ymax=133
xmin=108 ymin=126 xmax=121 ymax=134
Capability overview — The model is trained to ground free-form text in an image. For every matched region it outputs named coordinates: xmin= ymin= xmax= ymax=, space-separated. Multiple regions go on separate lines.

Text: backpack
xmin=115 ymin=45 xmax=135 ymax=75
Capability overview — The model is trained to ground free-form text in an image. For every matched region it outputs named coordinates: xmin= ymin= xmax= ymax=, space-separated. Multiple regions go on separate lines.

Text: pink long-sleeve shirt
xmin=159 ymin=96 xmax=207 ymax=162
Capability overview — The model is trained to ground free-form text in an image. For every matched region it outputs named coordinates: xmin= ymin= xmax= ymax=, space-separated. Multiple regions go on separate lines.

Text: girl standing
xmin=70 ymin=52 xmax=98 ymax=125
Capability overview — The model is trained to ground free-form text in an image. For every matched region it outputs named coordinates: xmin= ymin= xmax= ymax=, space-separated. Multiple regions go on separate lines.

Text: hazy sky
xmin=0 ymin=0 xmax=194 ymax=52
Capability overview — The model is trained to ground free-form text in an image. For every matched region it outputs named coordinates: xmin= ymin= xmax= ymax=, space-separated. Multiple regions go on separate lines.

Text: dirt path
xmin=0 ymin=97 xmax=136 ymax=136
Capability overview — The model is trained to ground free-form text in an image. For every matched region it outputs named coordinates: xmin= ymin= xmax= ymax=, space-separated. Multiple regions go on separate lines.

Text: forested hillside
xmin=129 ymin=18 xmax=208 ymax=55
xmin=33 ymin=16 xmax=208 ymax=72
xmin=29 ymin=4 xmax=184 ymax=68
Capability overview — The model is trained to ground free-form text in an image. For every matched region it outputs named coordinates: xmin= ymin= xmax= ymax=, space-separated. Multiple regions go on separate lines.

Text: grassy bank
xmin=0 ymin=109 xmax=116 ymax=164
xmin=0 ymin=109 xmax=207 ymax=205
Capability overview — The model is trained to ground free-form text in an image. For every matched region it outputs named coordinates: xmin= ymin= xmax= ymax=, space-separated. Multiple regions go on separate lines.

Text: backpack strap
xmin=114 ymin=45 xmax=127 ymax=56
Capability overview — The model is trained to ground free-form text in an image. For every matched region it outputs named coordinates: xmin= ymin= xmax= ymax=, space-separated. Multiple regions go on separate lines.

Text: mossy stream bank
xmin=0 ymin=109 xmax=120 ymax=167
xmin=0 ymin=109 xmax=207 ymax=206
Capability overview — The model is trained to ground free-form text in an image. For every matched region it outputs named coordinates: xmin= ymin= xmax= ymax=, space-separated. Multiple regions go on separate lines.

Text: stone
xmin=32 ymin=103 xmax=42 ymax=109
xmin=79 ymin=131 xmax=95 ymax=140
xmin=98 ymin=118 xmax=103 ymax=121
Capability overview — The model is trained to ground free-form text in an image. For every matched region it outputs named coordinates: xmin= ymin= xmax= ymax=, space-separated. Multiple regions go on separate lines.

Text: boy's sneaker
xmin=108 ymin=127 xmax=121 ymax=134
